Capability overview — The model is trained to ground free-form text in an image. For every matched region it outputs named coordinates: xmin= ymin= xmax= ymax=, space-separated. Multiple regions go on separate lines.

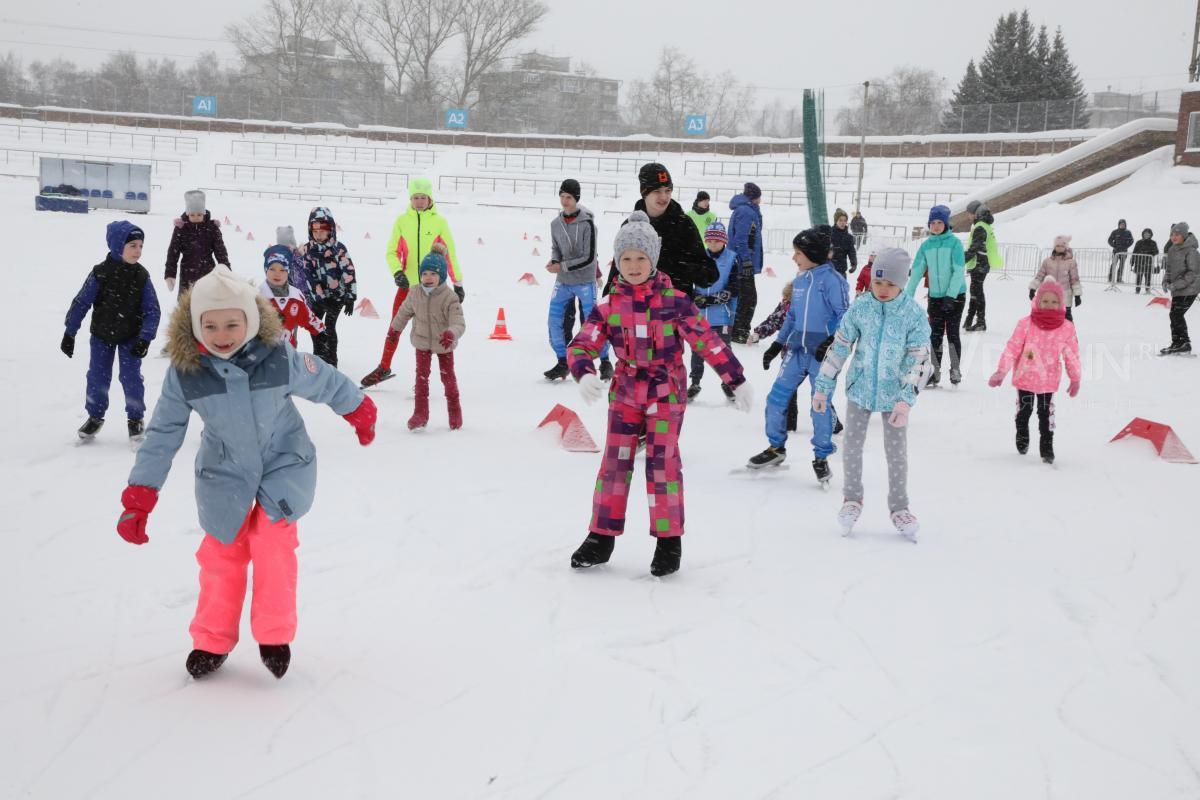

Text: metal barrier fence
xmin=0 ymin=147 xmax=180 ymax=178
xmin=888 ymin=160 xmax=1040 ymax=181
xmin=674 ymin=185 xmax=963 ymax=211
xmin=199 ymin=186 xmax=388 ymax=206
xmin=0 ymin=122 xmax=198 ymax=155
xmin=213 ymin=163 xmax=409 ymax=192
xmin=684 ymin=160 xmax=862 ymax=180
xmin=230 ymin=140 xmax=436 ymax=168
xmin=465 ymin=152 xmax=645 ymax=175
xmin=437 ymin=174 xmax=622 ymax=199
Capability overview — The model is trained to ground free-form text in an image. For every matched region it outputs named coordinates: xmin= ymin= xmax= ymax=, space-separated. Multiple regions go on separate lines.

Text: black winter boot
xmin=650 ymin=537 xmax=681 ymax=577
xmin=571 ymin=533 xmax=614 ymax=569
xmin=186 ymin=649 xmax=228 ymax=679
xmin=259 ymin=644 xmax=291 ymax=679
xmin=543 ymin=358 xmax=570 ymax=381
xmin=1016 ymin=425 xmax=1030 ymax=455
xmin=78 ymin=416 xmax=104 ymax=439
xmin=1040 ymin=433 xmax=1055 ymax=464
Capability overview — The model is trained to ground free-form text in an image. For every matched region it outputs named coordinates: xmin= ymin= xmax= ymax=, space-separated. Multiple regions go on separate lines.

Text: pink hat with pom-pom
xmin=1053 ymin=234 xmax=1071 ymax=248
xmin=1034 ymin=275 xmax=1065 ymax=306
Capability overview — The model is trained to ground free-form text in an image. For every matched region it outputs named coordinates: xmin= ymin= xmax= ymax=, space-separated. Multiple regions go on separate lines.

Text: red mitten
xmin=439 ymin=330 xmax=455 ymax=349
xmin=343 ymin=395 xmax=377 ymax=446
xmin=117 ymin=485 xmax=158 ymax=545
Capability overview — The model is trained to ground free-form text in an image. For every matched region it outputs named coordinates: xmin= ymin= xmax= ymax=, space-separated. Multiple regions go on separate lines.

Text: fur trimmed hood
xmin=166 ymin=288 xmax=283 ymax=373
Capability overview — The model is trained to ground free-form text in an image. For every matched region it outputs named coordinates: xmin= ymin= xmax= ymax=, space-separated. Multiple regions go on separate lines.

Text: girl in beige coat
xmin=390 ymin=244 xmax=466 ymax=430
xmin=1030 ymin=235 xmax=1082 ymax=321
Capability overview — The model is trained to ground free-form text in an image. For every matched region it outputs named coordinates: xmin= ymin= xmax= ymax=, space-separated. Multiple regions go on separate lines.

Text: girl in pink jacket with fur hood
xmin=1029 ymin=235 xmax=1082 ymax=321
xmin=988 ymin=277 xmax=1081 ymax=464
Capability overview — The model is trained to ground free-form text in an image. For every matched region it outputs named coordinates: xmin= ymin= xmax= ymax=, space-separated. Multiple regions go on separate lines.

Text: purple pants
xmin=85 ymin=336 xmax=145 ymax=420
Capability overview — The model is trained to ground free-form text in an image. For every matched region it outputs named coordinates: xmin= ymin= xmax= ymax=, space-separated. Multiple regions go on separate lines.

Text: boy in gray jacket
xmin=1161 ymin=222 xmax=1199 ymax=355
xmin=544 ymin=179 xmax=612 ymax=381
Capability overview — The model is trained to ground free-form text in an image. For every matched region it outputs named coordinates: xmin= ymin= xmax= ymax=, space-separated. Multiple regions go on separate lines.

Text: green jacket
xmin=686 ymin=208 xmax=717 ymax=240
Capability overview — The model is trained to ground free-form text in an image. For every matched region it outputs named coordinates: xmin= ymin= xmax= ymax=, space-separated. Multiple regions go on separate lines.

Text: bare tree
xmin=450 ymin=0 xmax=547 ymax=109
xmin=402 ymin=0 xmax=461 ymax=124
xmin=624 ymin=48 xmax=755 ymax=137
xmin=226 ymin=0 xmax=329 ymax=101
xmin=836 ymin=66 xmax=947 ymax=136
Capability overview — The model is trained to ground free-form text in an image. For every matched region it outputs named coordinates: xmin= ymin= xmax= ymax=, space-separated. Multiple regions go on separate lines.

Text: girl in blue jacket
xmin=689 ymin=221 xmax=740 ymax=400
xmin=114 ymin=266 xmax=377 ymax=681
xmin=904 ymin=205 xmax=966 ymax=386
xmin=815 ymin=249 xmax=931 ymax=541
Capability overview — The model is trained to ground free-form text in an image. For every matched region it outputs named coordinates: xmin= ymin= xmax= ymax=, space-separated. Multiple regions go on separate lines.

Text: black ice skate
xmin=813 ymin=458 xmax=832 ymax=486
xmin=687 ymin=381 xmax=702 ymax=401
xmin=77 ymin=416 xmax=104 ymax=439
xmin=747 ymin=446 xmax=787 ymax=469
xmin=1040 ymin=435 xmax=1055 ymax=465
xmin=571 ymin=533 xmax=614 ymax=569
xmin=186 ymin=649 xmax=228 ymax=679
xmin=128 ymin=418 xmax=145 ymax=442
xmin=360 ymin=366 xmax=395 ymax=387
xmin=650 ymin=537 xmax=681 ymax=577
xmin=259 ymin=644 xmax=291 ymax=679
xmin=543 ymin=359 xmax=570 ymax=381
xmin=1160 ymin=342 xmax=1193 ymax=356
xmin=1016 ymin=428 xmax=1030 ymax=455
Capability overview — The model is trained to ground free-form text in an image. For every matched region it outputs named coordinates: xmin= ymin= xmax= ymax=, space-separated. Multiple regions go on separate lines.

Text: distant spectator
xmin=1131 ymin=228 xmax=1159 ymax=295
xmin=686 ymin=191 xmax=717 ymax=240
xmin=830 ymin=208 xmax=859 ymax=276
xmin=729 ymin=182 xmax=765 ymax=342
xmin=1107 ymin=219 xmax=1134 ymax=284
xmin=850 ymin=211 xmax=868 ymax=246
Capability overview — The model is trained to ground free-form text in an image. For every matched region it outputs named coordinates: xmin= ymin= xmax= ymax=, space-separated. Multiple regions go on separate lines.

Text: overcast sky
xmin=2 ymin=0 xmax=1195 ymax=111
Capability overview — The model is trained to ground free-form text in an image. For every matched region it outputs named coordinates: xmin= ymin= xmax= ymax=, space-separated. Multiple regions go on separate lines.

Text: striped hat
xmin=704 ymin=220 xmax=728 ymax=244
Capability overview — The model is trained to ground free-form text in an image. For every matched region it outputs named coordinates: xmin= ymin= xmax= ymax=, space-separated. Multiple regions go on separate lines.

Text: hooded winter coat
xmin=994 ymin=283 xmax=1082 ymax=394
xmin=1031 ymin=249 xmax=1082 ymax=300
xmin=815 ymin=292 xmax=931 ymax=413
xmin=1108 ymin=225 xmax=1134 ymax=253
xmin=390 ymin=282 xmax=466 ymax=354
xmin=727 ymin=194 xmax=765 ymax=275
xmin=1163 ymin=232 xmax=1200 ymax=297
xmin=775 ymin=262 xmax=850 ymax=353
xmin=604 ymin=200 xmax=719 ymax=297
xmin=1132 ymin=230 xmax=1159 ymax=271
xmin=127 ymin=292 xmax=364 ymax=543
xmin=550 ymin=205 xmax=598 ymax=287
xmin=165 ymin=211 xmax=230 ymax=292
xmin=301 ymin=207 xmax=358 ymax=308
xmin=829 ymin=224 xmax=858 ymax=274
xmin=905 ymin=230 xmax=966 ymax=299
xmin=568 ymin=272 xmax=745 ymax=409
xmin=385 ymin=198 xmax=462 ymax=287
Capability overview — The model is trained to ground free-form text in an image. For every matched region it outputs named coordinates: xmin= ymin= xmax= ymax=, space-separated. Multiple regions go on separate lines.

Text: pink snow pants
xmin=590 ymin=401 xmax=686 ymax=538
xmin=189 ymin=504 xmax=299 ymax=654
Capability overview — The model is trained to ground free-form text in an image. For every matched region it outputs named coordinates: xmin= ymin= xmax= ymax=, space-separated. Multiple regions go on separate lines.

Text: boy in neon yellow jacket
xmin=361 ymin=177 xmax=464 ymax=386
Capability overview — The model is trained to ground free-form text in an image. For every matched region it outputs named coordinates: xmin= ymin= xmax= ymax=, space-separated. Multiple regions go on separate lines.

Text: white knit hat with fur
xmin=190 ymin=266 xmax=261 ymax=356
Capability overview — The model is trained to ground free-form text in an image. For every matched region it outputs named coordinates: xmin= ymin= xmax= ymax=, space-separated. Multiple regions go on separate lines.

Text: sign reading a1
xmin=684 ymin=114 xmax=708 ymax=136
xmin=445 ymin=108 xmax=469 ymax=130
xmin=192 ymin=95 xmax=217 ymax=117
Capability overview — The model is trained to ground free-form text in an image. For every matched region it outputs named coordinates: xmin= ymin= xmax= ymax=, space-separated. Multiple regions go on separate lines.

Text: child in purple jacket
xmin=566 ymin=211 xmax=753 ymax=577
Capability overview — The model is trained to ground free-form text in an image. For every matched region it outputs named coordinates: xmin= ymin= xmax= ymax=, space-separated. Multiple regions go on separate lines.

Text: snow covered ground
xmin=2 ymin=158 xmax=1199 ymax=799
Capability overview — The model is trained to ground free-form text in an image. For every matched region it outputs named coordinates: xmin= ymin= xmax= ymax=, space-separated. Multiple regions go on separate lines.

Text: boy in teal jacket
xmin=904 ymin=205 xmax=966 ymax=386
xmin=815 ymin=248 xmax=931 ymax=542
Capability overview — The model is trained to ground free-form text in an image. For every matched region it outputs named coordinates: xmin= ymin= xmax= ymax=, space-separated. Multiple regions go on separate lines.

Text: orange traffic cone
xmin=518 ymin=272 xmax=538 ymax=286
xmin=356 ymin=298 xmax=380 ymax=318
xmin=532 ymin=247 xmax=540 ymax=256
xmin=488 ymin=308 xmax=514 ymax=341
xmin=246 ymin=231 xmax=255 ymax=241
xmin=224 ymin=215 xmax=232 ymax=225
xmin=523 ymin=232 xmax=528 ymax=241
xmin=235 ymin=224 xmax=242 ymax=233
xmin=364 ymin=231 xmax=372 ymax=240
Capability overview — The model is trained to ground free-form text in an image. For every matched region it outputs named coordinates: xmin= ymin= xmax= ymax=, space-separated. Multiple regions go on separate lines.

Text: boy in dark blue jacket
xmin=748 ymin=227 xmax=849 ymax=484
xmin=63 ymin=220 xmax=161 ymax=441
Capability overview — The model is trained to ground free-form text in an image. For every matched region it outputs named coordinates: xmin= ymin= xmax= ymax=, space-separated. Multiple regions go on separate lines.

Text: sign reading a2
xmin=445 ymin=109 xmax=469 ymax=130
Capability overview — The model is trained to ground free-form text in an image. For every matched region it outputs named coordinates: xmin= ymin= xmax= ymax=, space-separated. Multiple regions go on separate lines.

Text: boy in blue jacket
xmin=748 ymin=227 xmax=848 ymax=484
xmin=729 ymin=183 xmax=764 ymax=342
xmin=689 ymin=221 xmax=740 ymax=401
xmin=62 ymin=220 xmax=161 ymax=441
xmin=814 ymin=248 xmax=931 ymax=541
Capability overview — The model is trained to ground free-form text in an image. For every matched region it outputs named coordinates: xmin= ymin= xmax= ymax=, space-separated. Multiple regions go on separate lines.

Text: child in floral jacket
xmin=989 ymin=277 xmax=1081 ymax=464
xmin=566 ymin=211 xmax=752 ymax=577
xmin=300 ymin=207 xmax=357 ymax=366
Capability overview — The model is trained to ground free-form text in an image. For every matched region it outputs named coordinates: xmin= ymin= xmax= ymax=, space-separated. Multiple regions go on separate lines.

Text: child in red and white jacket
xmin=261 ymin=246 xmax=324 ymax=348
xmin=566 ymin=211 xmax=752 ymax=577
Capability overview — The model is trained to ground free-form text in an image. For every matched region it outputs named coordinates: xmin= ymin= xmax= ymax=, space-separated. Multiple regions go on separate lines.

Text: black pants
xmin=731 ymin=269 xmax=758 ymax=341
xmin=1131 ymin=255 xmax=1153 ymax=292
xmin=1108 ymin=252 xmax=1128 ymax=284
xmin=312 ymin=305 xmax=342 ymax=366
xmin=1016 ymin=390 xmax=1054 ymax=450
xmin=690 ymin=326 xmax=733 ymax=384
xmin=928 ymin=294 xmax=965 ymax=369
xmin=1170 ymin=294 xmax=1196 ymax=345
xmin=965 ymin=267 xmax=989 ymax=326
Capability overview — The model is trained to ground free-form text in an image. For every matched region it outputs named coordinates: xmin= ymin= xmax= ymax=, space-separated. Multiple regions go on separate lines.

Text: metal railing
xmin=437 ymin=174 xmax=622 ymax=199
xmin=684 ymin=160 xmax=861 ymax=180
xmin=465 ymin=152 xmax=645 ymax=175
xmin=213 ymin=163 xmax=409 ymax=192
xmin=0 ymin=122 xmax=198 ymax=155
xmin=674 ymin=184 xmax=963 ymax=211
xmin=0 ymin=147 xmax=180 ymax=178
xmin=230 ymin=139 xmax=436 ymax=167
xmin=888 ymin=160 xmax=1040 ymax=181
xmin=199 ymin=186 xmax=388 ymax=206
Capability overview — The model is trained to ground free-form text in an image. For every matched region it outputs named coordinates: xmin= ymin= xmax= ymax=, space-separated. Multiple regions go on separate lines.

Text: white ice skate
xmin=837 ymin=501 xmax=863 ymax=537
xmin=891 ymin=509 xmax=920 ymax=542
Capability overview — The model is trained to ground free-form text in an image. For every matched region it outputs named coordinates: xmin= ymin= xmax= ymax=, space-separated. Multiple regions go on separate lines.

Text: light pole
xmin=1191 ymin=0 xmax=1200 ymax=82
xmin=854 ymin=80 xmax=869 ymax=216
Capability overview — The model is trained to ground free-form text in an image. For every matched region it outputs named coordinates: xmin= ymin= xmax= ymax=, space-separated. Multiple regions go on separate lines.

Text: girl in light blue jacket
xmin=904 ymin=205 xmax=966 ymax=386
xmin=815 ymin=249 xmax=931 ymax=542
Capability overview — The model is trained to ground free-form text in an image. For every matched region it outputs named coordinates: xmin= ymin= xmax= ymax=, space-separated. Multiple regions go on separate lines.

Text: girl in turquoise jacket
xmin=814 ymin=248 xmax=931 ymax=542
xmin=904 ymin=205 xmax=966 ymax=386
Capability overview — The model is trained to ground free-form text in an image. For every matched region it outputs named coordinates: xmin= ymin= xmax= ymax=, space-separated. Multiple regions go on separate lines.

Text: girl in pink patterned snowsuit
xmin=988 ymin=277 xmax=1082 ymax=464
xmin=567 ymin=211 xmax=752 ymax=577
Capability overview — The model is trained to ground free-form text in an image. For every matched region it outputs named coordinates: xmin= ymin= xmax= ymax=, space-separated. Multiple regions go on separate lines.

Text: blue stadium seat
xmin=42 ymin=185 xmax=54 ymax=194
xmin=137 ymin=192 xmax=148 ymax=201
xmin=90 ymin=189 xmax=101 ymax=198
xmin=125 ymin=191 xmax=136 ymax=200
xmin=102 ymin=190 xmax=113 ymax=199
